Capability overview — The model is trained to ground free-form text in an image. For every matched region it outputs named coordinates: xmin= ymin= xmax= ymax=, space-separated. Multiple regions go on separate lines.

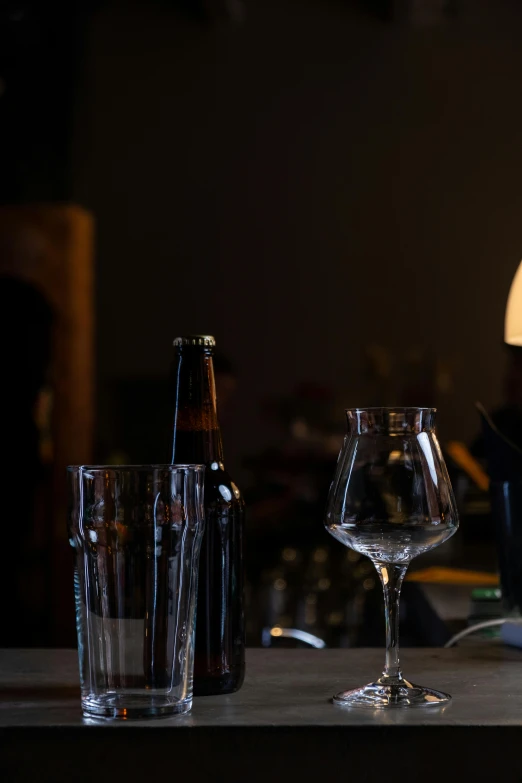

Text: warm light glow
xmin=271 ymin=626 xmax=283 ymax=637
xmin=313 ymin=548 xmax=328 ymax=563
xmin=505 ymin=260 xmax=522 ymax=345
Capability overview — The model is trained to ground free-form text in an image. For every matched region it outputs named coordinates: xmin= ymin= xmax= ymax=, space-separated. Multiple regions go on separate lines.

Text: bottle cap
xmin=173 ymin=335 xmax=216 ymax=347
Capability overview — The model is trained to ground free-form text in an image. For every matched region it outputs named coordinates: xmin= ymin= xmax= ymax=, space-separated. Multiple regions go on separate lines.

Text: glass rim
xmin=345 ymin=407 xmax=436 ymax=414
xmin=67 ymin=463 xmax=206 ymax=473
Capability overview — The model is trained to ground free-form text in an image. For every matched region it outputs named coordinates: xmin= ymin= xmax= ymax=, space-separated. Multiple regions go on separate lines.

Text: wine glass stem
xmin=374 ymin=562 xmax=408 ymax=681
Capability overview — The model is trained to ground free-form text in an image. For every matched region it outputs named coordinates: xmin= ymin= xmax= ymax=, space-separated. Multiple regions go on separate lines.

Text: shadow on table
xmin=0 ymin=685 xmax=80 ymax=703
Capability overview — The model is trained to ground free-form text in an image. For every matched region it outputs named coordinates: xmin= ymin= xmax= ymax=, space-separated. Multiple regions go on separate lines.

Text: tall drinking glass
xmin=68 ymin=464 xmax=205 ymax=719
xmin=325 ymin=408 xmax=458 ymax=707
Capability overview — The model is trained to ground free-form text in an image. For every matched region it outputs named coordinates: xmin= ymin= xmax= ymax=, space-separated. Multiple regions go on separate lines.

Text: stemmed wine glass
xmin=325 ymin=407 xmax=458 ymax=707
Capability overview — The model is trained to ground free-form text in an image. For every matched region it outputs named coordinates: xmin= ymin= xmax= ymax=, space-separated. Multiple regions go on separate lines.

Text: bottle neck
xmin=170 ymin=347 xmax=224 ymax=465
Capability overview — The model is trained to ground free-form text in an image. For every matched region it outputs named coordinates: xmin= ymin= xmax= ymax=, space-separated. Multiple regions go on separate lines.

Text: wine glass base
xmin=333 ymin=679 xmax=451 ymax=708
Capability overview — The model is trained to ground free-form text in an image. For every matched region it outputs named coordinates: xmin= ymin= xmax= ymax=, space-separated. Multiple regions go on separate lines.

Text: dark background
xmin=3 ymin=0 xmax=522 ymax=475
xmin=73 ymin=0 xmax=522 ymax=480
xmin=2 ymin=0 xmax=522 ymax=647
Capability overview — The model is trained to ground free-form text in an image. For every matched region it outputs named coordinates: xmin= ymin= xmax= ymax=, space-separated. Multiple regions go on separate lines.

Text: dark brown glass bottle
xmin=169 ymin=335 xmax=245 ymax=695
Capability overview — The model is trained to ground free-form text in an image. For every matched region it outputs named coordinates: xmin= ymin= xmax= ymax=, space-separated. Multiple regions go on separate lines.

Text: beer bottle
xmin=169 ymin=335 xmax=245 ymax=695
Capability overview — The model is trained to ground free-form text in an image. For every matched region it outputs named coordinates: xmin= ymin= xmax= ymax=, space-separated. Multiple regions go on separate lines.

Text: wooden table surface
xmin=1 ymin=646 xmax=522 ymax=782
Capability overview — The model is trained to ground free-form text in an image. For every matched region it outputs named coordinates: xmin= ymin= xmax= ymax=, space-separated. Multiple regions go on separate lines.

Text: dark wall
xmin=74 ymin=0 xmax=522 ymax=479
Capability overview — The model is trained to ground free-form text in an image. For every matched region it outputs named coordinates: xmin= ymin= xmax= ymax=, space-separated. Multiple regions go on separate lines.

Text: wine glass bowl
xmin=325 ymin=407 xmax=458 ymax=708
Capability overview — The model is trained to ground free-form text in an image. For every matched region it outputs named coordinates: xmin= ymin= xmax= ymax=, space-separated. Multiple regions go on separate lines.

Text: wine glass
xmin=325 ymin=407 xmax=458 ymax=707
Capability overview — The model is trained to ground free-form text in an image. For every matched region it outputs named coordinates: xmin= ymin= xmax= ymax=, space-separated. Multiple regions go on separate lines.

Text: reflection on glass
xmin=325 ymin=407 xmax=458 ymax=708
